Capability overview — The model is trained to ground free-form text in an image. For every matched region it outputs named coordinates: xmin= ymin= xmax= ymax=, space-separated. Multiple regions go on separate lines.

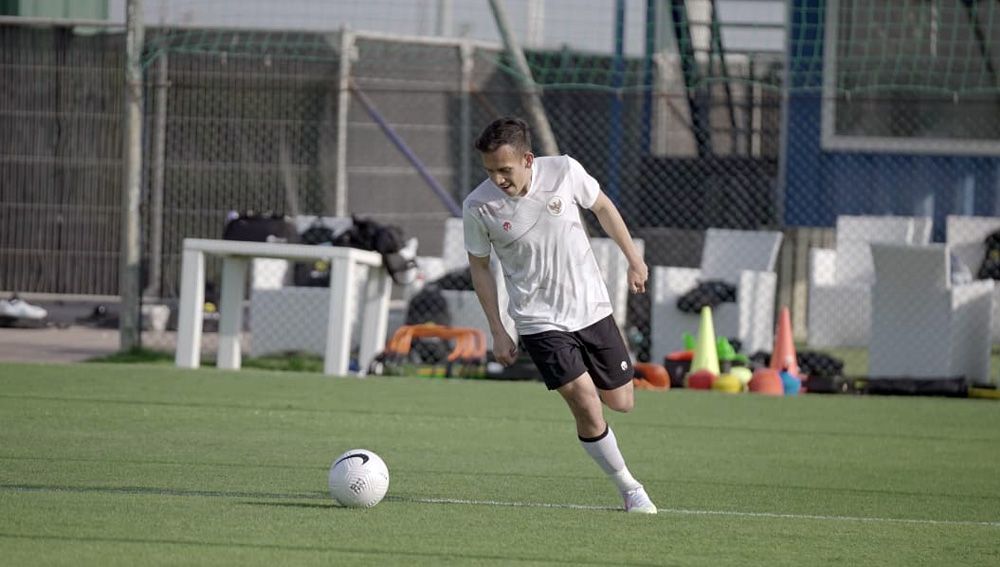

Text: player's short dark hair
xmin=474 ymin=117 xmax=532 ymax=154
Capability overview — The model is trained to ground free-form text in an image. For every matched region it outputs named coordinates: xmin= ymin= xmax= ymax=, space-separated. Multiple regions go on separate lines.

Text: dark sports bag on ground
xmin=977 ymin=229 xmax=1000 ymax=280
xmin=795 ymin=350 xmax=847 ymax=394
xmin=402 ymin=286 xmax=452 ymax=364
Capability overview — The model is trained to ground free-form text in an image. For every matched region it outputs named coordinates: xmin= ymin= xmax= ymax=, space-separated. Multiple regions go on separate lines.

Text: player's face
xmin=481 ymin=144 xmax=533 ymax=198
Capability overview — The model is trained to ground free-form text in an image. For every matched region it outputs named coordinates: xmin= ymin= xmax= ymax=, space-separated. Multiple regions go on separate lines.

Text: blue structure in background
xmin=783 ymin=0 xmax=1000 ymax=235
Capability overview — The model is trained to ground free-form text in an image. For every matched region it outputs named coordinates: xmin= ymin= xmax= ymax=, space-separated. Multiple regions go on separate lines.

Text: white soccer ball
xmin=328 ymin=449 xmax=390 ymax=508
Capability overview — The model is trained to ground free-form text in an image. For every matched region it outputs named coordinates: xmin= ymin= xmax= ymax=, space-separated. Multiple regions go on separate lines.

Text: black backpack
xmin=337 ymin=216 xmax=417 ymax=284
xmin=676 ymin=280 xmax=737 ymax=313
xmin=222 ymin=213 xmax=297 ymax=243
xmin=297 ymin=215 xmax=417 ymax=285
xmin=299 ymin=222 xmax=338 ymax=246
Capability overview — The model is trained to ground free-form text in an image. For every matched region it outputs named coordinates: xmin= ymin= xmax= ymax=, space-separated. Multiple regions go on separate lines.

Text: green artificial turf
xmin=1 ymin=363 xmax=998 ymax=566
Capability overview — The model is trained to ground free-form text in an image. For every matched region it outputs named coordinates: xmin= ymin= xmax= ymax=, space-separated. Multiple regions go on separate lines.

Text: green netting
xmin=144 ymin=29 xmax=341 ymax=66
xmin=489 ymin=49 xmax=651 ymax=91
xmin=832 ymin=0 xmax=1000 ymax=97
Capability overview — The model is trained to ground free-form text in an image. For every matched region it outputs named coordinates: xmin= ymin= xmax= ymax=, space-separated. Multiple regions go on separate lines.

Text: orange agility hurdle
xmin=375 ymin=324 xmax=487 ymax=377
xmin=385 ymin=323 xmax=487 ymax=363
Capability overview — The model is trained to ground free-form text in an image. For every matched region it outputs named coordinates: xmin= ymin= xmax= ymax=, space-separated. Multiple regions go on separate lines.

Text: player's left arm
xmin=589 ymin=191 xmax=648 ymax=294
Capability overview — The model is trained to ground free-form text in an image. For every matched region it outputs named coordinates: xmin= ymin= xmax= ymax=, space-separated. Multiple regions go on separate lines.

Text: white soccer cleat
xmin=623 ymin=486 xmax=657 ymax=514
xmin=0 ymin=297 xmax=47 ymax=320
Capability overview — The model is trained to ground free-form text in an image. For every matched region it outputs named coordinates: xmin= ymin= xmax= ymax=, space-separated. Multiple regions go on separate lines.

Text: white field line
xmin=394 ymin=496 xmax=1000 ymax=528
xmin=7 ymin=483 xmax=997 ymax=529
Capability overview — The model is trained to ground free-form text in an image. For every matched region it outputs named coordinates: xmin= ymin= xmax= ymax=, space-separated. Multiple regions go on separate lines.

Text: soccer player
xmin=463 ymin=117 xmax=657 ymax=514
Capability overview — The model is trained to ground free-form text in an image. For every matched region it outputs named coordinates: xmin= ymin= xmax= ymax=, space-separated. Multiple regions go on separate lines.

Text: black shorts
xmin=520 ymin=314 xmax=634 ymax=391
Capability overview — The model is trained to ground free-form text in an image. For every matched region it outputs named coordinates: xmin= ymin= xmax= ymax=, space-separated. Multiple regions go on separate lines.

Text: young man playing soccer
xmin=463 ymin=117 xmax=657 ymax=514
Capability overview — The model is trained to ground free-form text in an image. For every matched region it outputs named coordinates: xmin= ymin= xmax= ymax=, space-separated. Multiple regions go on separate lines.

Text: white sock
xmin=579 ymin=424 xmax=642 ymax=493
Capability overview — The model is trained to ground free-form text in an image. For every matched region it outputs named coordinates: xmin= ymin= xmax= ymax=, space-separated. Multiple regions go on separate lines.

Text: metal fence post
xmin=459 ymin=40 xmax=474 ymax=199
xmin=146 ymin=50 xmax=168 ymax=300
xmin=334 ymin=28 xmax=355 ymax=217
xmin=120 ymin=0 xmax=144 ymax=351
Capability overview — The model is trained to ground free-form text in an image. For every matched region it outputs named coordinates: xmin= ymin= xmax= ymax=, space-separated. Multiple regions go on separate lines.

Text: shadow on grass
xmin=1 ymin=482 xmax=323 ymax=501
xmin=242 ymin=500 xmax=337 ymax=510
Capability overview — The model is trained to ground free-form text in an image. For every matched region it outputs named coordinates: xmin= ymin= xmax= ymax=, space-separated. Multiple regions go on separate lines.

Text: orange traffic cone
xmin=769 ymin=306 xmax=800 ymax=376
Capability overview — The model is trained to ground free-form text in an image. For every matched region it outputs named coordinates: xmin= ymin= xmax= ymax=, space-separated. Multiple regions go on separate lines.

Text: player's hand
xmin=628 ymin=260 xmax=648 ymax=294
xmin=493 ymin=331 xmax=518 ymax=366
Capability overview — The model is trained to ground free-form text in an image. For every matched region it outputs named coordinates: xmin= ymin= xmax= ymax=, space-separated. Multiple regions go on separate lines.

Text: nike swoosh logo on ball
xmin=335 ymin=453 xmax=370 ymax=466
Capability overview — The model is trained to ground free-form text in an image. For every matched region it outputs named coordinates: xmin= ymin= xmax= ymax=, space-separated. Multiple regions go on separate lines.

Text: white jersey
xmin=463 ymin=155 xmax=613 ymax=335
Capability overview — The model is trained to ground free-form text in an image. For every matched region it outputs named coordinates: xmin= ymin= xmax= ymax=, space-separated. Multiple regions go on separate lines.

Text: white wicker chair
xmin=869 ymin=243 xmax=994 ymax=386
xmin=807 ymin=215 xmax=932 ymax=347
xmin=650 ymin=228 xmax=783 ymax=361
xmin=945 ymin=215 xmax=1000 ymax=343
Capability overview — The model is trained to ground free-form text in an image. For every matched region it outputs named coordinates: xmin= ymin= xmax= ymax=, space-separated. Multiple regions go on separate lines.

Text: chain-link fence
xmin=2 ymin=0 xmax=999 ymax=385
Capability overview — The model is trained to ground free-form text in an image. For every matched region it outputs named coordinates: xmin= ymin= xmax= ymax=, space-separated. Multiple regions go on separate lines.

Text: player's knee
xmin=574 ymin=414 xmax=606 ymax=438
xmin=606 ymin=396 xmax=634 ymax=413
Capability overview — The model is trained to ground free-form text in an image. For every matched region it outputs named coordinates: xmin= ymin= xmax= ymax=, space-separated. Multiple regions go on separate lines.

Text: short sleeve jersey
xmin=463 ymin=155 xmax=613 ymax=335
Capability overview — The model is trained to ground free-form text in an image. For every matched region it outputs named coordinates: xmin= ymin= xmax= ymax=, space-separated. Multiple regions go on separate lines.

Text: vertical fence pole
xmin=641 ymin=0 xmax=656 ymax=154
xmin=608 ymin=0 xmax=626 ymax=204
xmin=120 ymin=0 xmax=144 ymax=351
xmin=147 ymin=50 xmax=168 ymax=299
xmin=459 ymin=41 xmax=473 ymax=198
xmin=334 ymin=28 xmax=355 ymax=217
xmin=775 ymin=0 xmax=791 ymax=229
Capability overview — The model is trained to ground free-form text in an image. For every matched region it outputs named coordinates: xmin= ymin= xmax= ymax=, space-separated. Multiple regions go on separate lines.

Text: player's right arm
xmin=468 ymin=253 xmax=518 ymax=366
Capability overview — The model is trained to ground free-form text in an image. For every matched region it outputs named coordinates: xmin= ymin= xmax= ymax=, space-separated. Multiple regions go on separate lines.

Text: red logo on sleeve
xmin=503 ymin=221 xmax=512 ymax=232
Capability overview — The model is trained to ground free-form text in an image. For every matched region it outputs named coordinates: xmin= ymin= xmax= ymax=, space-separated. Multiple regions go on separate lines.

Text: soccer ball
xmin=328 ymin=449 xmax=390 ymax=508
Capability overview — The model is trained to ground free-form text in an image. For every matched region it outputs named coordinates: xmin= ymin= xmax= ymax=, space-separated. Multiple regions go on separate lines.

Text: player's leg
xmin=574 ymin=315 xmax=657 ymax=513
xmin=598 ymin=378 xmax=634 ymax=413
xmin=576 ymin=314 xmax=636 ymax=413
xmin=521 ymin=326 xmax=656 ymax=513
xmin=554 ymin=371 xmax=607 ymax=438
xmin=556 ymin=373 xmax=657 ymax=514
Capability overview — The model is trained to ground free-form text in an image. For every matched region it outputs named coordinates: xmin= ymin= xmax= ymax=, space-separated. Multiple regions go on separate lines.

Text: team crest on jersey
xmin=547 ymin=197 xmax=564 ymax=216
xmin=502 ymin=221 xmax=512 ymax=232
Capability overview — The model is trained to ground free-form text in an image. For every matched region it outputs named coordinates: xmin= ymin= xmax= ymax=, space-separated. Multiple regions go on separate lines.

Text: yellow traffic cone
xmin=690 ymin=306 xmax=720 ymax=375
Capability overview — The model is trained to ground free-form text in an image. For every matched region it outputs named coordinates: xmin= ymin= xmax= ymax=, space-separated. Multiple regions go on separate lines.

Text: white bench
xmin=175 ymin=238 xmax=391 ymax=376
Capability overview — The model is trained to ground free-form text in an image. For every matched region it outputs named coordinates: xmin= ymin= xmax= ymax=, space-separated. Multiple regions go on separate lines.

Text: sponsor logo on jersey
xmin=621 ymin=360 xmax=628 ymax=371
xmin=503 ymin=221 xmax=512 ymax=232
